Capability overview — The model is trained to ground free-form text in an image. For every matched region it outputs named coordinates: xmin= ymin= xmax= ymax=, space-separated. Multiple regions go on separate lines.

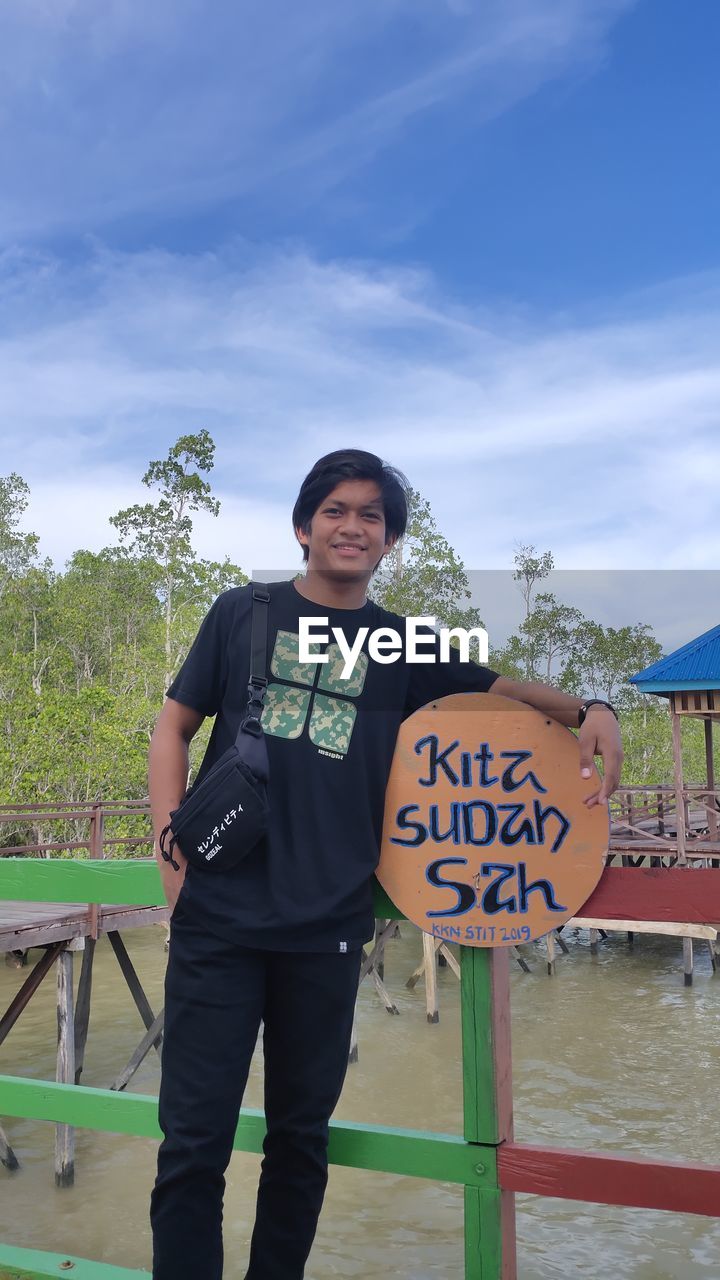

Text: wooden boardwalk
xmin=0 ymin=899 xmax=168 ymax=954
xmin=0 ymin=806 xmax=171 ymax=1182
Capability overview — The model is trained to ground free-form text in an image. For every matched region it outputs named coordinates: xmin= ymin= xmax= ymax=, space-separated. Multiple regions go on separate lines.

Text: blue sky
xmin=1 ymin=0 xmax=719 ymax=643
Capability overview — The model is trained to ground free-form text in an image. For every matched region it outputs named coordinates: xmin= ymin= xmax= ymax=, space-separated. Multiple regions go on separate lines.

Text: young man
xmin=149 ymin=448 xmax=622 ymax=1279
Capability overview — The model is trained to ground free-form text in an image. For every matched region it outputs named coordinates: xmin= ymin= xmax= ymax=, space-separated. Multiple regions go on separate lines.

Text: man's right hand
xmin=158 ymin=844 xmax=188 ymax=914
xmin=149 ymin=697 xmax=204 ymax=914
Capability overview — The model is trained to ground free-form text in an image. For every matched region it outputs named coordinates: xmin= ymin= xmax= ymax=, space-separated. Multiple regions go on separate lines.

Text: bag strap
xmin=239 ymin=581 xmax=270 ymax=740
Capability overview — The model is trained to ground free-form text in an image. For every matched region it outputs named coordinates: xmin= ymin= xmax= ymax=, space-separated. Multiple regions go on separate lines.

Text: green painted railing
xmin=0 ymin=859 xmax=514 ymax=1279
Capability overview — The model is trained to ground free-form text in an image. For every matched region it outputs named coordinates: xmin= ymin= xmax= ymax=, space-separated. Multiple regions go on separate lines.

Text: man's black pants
xmin=150 ymin=900 xmax=361 ymax=1280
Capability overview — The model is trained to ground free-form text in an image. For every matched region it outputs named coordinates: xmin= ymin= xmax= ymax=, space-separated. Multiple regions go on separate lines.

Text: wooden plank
xmin=545 ymin=931 xmax=558 ymax=976
xmin=683 ymin=936 xmax=694 ymax=987
xmin=705 ymin=720 xmax=718 ymax=841
xmin=0 ymin=859 xmax=164 ymax=907
xmin=0 ymin=1243 xmax=150 ymax=1279
xmin=88 ymin=806 xmax=104 ymax=941
xmin=672 ymin=710 xmax=687 ymax=863
xmin=464 ymin=1186 xmax=516 ymax=1280
xmin=0 ymin=1120 xmax=19 ymax=1171
xmin=609 ymin=841 xmax=720 ymax=857
xmin=359 ymin=919 xmax=398 ymax=983
xmin=74 ymin=937 xmax=96 ymax=1085
xmin=423 ymin=930 xmax=439 ymax=1024
xmin=0 ymin=943 xmax=65 ymax=1048
xmin=461 ymin=948 xmax=513 ymax=1146
xmin=98 ymin=906 xmax=170 ymax=931
xmin=0 ymin=903 xmax=81 ymax=923
xmin=462 ymin=947 xmax=516 ymax=1277
xmin=579 ymin=867 xmax=720 ymax=924
xmin=348 ymin=999 xmax=359 ymax=1065
xmin=0 ymin=1075 xmax=498 ymax=1189
xmin=54 ymin=950 xmax=75 ymax=1187
xmin=368 ymin=961 xmax=399 ymax=1015
xmin=0 ymin=921 xmax=89 ymax=953
xmin=110 ymin=1010 xmax=165 ymax=1093
xmin=438 ymin=942 xmax=461 ymax=980
xmin=6 ymin=859 xmax=720 ymax=933
xmin=498 ymin=1143 xmax=720 ymax=1217
xmin=107 ymin=933 xmax=163 ymax=1055
xmin=568 ymin=917 xmax=717 ymax=940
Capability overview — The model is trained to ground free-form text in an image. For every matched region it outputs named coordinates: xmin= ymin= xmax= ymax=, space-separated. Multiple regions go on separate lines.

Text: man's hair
xmin=292 ymin=449 xmax=410 ymax=563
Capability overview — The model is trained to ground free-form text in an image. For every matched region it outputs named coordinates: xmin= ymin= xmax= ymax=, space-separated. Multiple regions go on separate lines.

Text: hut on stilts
xmin=628 ymin=621 xmax=720 ymax=859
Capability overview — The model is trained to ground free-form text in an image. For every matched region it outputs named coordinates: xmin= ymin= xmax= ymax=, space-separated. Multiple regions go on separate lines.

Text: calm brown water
xmin=1 ymin=925 xmax=719 ymax=1278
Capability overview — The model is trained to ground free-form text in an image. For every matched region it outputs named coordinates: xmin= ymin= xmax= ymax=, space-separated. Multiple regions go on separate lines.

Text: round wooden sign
xmin=378 ymin=693 xmax=609 ymax=947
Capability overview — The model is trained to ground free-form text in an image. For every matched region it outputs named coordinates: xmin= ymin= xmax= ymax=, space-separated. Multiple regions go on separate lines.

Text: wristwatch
xmin=577 ymin=699 xmax=618 ymax=728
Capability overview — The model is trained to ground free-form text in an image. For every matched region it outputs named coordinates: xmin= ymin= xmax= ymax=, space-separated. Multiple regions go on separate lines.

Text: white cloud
xmin=2 ymin=243 xmax=720 ymax=583
xmin=0 ymin=0 xmax=636 ymax=240
xmin=24 ymin=474 xmax=298 ymax=578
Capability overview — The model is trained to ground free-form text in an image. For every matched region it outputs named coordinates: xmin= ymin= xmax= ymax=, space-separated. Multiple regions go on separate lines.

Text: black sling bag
xmin=159 ymin=582 xmax=270 ymax=874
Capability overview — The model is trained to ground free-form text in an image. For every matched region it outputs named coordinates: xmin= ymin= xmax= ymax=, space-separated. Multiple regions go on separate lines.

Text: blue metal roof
xmin=630 ymin=623 xmax=720 ymax=690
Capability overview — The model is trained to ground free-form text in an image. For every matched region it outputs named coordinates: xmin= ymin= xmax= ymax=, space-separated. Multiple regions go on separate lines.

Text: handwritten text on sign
xmin=377 ymin=694 xmax=609 ymax=948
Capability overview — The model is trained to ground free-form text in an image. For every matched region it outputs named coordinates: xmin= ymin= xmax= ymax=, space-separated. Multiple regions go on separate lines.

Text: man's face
xmin=295 ymin=479 xmax=396 ymax=581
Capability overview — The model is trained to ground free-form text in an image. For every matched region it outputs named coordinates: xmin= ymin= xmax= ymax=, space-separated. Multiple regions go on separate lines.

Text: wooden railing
xmin=610 ymin=785 xmax=720 ymax=857
xmin=1 ymin=858 xmax=720 ymax=1277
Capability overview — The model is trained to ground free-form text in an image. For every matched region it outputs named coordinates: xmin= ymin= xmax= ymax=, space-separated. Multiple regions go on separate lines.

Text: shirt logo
xmin=261 ymin=631 xmax=367 ymax=757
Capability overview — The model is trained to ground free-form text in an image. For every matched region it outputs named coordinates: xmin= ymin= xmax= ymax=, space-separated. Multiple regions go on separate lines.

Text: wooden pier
xmin=0 ymin=804 xmax=169 ymax=1184
xmin=2 ymin=856 xmax=720 ymax=1280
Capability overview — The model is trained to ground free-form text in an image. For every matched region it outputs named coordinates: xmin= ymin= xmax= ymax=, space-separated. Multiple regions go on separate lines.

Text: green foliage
xmin=0 ymin=437 xmax=245 ymax=850
xmin=110 ymin=429 xmax=220 ymax=568
xmin=496 ymin=545 xmax=666 ymax=726
xmin=518 ymin=592 xmax=584 ymax=685
xmin=617 ymin=698 xmax=675 ymax=785
xmin=566 ymin=621 xmax=663 ymax=710
xmin=506 ymin=548 xmax=580 ymax=684
xmin=0 ymin=472 xmax=40 ymax=597
xmin=372 ymin=489 xmax=483 ymax=631
xmin=1 ymin=456 xmax=713 ymax=829
xmin=512 ymin=543 xmax=553 ymax=621
xmin=110 ymin=430 xmax=246 ymax=682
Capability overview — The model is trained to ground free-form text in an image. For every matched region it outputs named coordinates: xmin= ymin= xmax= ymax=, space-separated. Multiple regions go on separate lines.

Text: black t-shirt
xmin=167 ymin=580 xmax=499 ymax=951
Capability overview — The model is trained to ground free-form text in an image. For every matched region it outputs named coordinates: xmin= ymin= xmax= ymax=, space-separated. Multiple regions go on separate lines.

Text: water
xmin=1 ymin=925 xmax=719 ymax=1278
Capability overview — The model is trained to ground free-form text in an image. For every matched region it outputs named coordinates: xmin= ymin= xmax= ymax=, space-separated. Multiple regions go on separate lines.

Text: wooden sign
xmin=378 ymin=693 xmax=609 ymax=947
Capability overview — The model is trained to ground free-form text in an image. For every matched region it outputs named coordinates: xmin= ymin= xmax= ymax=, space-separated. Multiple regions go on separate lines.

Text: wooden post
xmin=683 ymin=937 xmax=694 ymax=988
xmin=88 ymin=804 xmax=104 ymax=941
xmin=107 ymin=931 xmax=163 ymax=1055
xmin=0 ymin=941 xmax=65 ymax=1049
xmin=423 ymin=930 xmax=439 ymax=1024
xmin=110 ymin=1010 xmax=165 ymax=1092
xmin=461 ymin=947 xmax=516 ymax=1279
xmin=438 ymin=942 xmax=461 ymax=979
xmin=374 ymin=919 xmax=387 ymax=981
xmin=0 ymin=1121 xmax=19 ymax=1171
xmin=73 ymin=937 xmax=95 ymax=1084
xmin=360 ymin=946 xmax=399 ymax=1014
xmin=705 ymin=719 xmax=718 ymax=841
xmin=545 ymin=930 xmax=558 ymax=976
xmin=348 ymin=1000 xmax=359 ymax=1065
xmin=55 ymin=948 xmax=75 ymax=1187
xmin=671 ymin=708 xmax=687 ymax=865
